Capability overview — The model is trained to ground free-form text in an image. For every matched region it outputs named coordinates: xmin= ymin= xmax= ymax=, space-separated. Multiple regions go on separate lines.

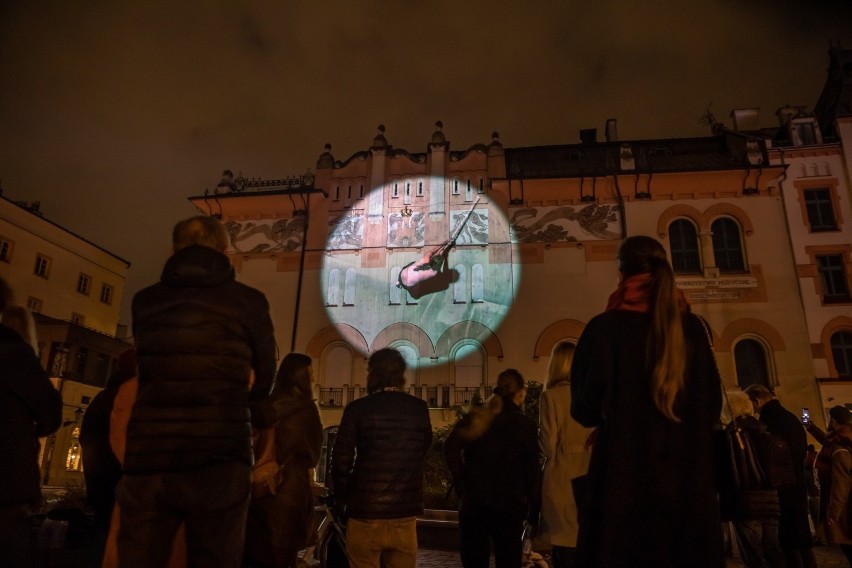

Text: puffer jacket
xmin=331 ymin=390 xmax=432 ymax=519
xmin=0 ymin=325 xmax=62 ymax=506
xmin=124 ymin=245 xmax=277 ymax=474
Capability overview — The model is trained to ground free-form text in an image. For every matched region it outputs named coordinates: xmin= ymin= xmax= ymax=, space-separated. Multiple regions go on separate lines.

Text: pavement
xmin=417 ymin=546 xmax=850 ymax=567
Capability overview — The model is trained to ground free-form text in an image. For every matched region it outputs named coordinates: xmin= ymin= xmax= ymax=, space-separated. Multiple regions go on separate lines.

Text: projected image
xmin=322 ymin=181 xmax=517 ymax=359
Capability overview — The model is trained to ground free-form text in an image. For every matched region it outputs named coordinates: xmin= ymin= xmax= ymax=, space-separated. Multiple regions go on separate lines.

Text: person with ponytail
xmin=445 ymin=369 xmax=542 ymax=568
xmin=570 ymin=235 xmax=724 ymax=567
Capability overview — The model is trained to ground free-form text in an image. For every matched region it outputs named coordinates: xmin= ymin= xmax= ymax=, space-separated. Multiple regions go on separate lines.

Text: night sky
xmin=1 ymin=1 xmax=851 ymax=327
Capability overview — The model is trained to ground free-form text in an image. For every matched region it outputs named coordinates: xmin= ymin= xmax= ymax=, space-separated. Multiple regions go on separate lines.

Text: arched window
xmin=668 ymin=219 xmax=701 ymax=274
xmin=389 ymin=267 xmax=402 ymax=305
xmin=734 ymin=338 xmax=771 ymax=389
xmin=465 ymin=179 xmax=474 ymax=202
xmin=416 ymin=179 xmax=424 ymax=197
xmin=453 ymin=264 xmax=467 ymax=303
xmin=321 ymin=344 xmax=353 ymax=406
xmin=831 ymin=330 xmax=852 ymax=377
xmin=343 ymin=268 xmax=356 ymax=306
xmin=452 ymin=179 xmax=460 ymax=195
xmin=326 ymin=269 xmax=339 ymax=306
xmin=471 ymin=264 xmax=484 ymax=302
xmin=392 ymin=342 xmax=419 ymax=386
xmin=453 ymin=343 xmax=484 ymax=389
xmin=712 ymin=217 xmax=745 ymax=273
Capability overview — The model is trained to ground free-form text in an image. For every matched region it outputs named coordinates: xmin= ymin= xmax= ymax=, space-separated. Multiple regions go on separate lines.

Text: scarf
xmin=606 ymin=272 xmax=691 ymax=313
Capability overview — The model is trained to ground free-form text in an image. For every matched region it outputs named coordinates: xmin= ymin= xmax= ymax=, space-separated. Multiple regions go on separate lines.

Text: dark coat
xmin=570 ymin=311 xmax=723 ymax=568
xmin=444 ymin=397 xmax=541 ymax=520
xmin=0 ymin=324 xmax=62 ymax=507
xmin=757 ymin=398 xmax=812 ymax=548
xmin=125 ymin=245 xmax=277 ymax=474
xmin=244 ymin=395 xmax=323 ymax=567
xmin=331 ymin=390 xmax=432 ymax=519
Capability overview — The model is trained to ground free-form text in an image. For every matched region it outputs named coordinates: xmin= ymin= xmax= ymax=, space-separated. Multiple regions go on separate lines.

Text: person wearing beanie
xmin=445 ymin=369 xmax=542 ymax=567
xmin=745 ymin=384 xmax=816 ymax=567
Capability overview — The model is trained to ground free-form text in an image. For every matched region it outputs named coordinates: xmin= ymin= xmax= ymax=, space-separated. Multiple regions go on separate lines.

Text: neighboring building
xmin=0 ymin=192 xmax=132 ymax=486
xmin=732 ymin=44 xmax=852 ymax=414
xmin=0 ymin=194 xmax=130 ymax=336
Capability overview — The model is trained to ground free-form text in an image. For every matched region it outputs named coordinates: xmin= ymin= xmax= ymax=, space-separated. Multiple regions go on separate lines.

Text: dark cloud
xmin=0 ymin=1 xmax=850 ymax=325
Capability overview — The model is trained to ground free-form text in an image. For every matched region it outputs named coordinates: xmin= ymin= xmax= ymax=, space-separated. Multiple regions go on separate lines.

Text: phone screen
xmin=801 ymin=407 xmax=810 ymax=425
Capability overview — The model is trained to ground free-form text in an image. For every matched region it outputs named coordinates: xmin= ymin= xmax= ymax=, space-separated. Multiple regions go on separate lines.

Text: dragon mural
xmin=225 ymin=218 xmax=306 ymax=253
xmin=509 ymin=204 xmax=619 ymax=243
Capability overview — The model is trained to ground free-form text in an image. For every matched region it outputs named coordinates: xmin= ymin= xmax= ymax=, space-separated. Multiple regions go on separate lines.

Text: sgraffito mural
xmin=387 ymin=211 xmax=426 ymax=248
xmin=509 ymin=203 xmax=619 ymax=242
xmin=327 ymin=212 xmax=365 ymax=250
xmin=225 ymin=218 xmax=305 ymax=253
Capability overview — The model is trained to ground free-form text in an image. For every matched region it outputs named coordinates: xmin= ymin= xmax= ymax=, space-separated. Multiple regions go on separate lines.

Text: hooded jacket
xmin=124 ymin=245 xmax=276 ymax=474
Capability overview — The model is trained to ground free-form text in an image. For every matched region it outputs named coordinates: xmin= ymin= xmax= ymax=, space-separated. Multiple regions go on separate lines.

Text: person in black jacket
xmin=116 ymin=216 xmax=277 ymax=568
xmin=331 ymin=347 xmax=432 ymax=568
xmin=445 ymin=369 xmax=541 ymax=568
xmin=745 ymin=384 xmax=817 ymax=568
xmin=0 ymin=277 xmax=62 ymax=567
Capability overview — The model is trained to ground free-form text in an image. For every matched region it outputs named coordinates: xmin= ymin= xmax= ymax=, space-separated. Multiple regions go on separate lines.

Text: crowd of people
xmin=3 ymin=219 xmax=852 ymax=568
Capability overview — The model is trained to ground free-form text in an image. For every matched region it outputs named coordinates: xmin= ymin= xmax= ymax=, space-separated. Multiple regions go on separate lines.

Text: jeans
xmin=734 ymin=518 xmax=785 ymax=567
xmin=345 ymin=516 xmax=418 ymax=568
xmin=116 ymin=461 xmax=251 ymax=568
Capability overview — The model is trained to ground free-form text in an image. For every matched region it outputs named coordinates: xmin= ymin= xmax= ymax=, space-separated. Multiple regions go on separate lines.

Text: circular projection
xmin=321 ymin=179 xmax=519 ymax=360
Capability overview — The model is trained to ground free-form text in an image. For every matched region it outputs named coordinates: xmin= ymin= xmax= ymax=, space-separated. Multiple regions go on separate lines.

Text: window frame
xmin=816 ymin=253 xmax=852 ymax=304
xmin=668 ymin=219 xmax=702 ymax=274
xmin=830 ymin=330 xmax=852 ymax=378
xmin=0 ymin=236 xmax=14 ymax=262
xmin=796 ymin=179 xmax=843 ymax=233
xmin=100 ymin=283 xmax=114 ymax=305
xmin=77 ymin=273 xmax=92 ymax=295
xmin=34 ymin=254 xmax=52 ymax=278
xmin=711 ymin=217 xmax=747 ymax=273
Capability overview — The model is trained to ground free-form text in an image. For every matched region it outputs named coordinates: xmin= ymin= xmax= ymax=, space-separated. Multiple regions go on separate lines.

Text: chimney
xmin=776 ymin=105 xmax=805 ymax=127
xmin=605 ymin=119 xmax=618 ymax=142
xmin=730 ymin=108 xmax=760 ymax=131
xmin=580 ymin=128 xmax=597 ymax=144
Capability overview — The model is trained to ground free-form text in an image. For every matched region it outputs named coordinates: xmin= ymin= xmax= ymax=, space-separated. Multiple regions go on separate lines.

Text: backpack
xmin=251 ymin=425 xmax=283 ymax=499
xmin=754 ymin=430 xmax=797 ymax=490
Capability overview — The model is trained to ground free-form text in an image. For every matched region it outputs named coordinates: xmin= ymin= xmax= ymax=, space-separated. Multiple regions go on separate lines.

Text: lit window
xmin=804 ymin=188 xmax=837 ymax=231
xmin=100 ymin=284 xmax=114 ymax=305
xmin=832 ymin=330 xmax=852 ymax=377
xmin=77 ymin=273 xmax=91 ymax=295
xmin=668 ymin=220 xmax=701 ymax=274
xmin=817 ymin=254 xmax=851 ymax=304
xmin=712 ymin=218 xmax=745 ymax=273
xmin=65 ymin=427 xmax=83 ymax=471
xmin=34 ymin=254 xmax=51 ymax=278
xmin=0 ymin=237 xmax=13 ymax=262
xmin=735 ymin=339 xmax=771 ymax=389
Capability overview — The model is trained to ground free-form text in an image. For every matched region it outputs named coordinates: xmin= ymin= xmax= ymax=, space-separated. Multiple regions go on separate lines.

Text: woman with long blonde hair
xmin=570 ymin=235 xmax=723 ymax=567
xmin=538 ymin=342 xmax=593 ymax=567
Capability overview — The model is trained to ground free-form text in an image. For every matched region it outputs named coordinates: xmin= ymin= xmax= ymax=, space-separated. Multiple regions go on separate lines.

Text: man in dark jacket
xmin=116 ymin=216 xmax=277 ymax=567
xmin=331 ymin=347 xmax=432 ymax=568
xmin=0 ymin=276 xmax=62 ymax=567
xmin=746 ymin=384 xmax=817 ymax=568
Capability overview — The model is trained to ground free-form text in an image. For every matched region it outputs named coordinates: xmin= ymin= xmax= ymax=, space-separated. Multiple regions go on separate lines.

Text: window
xmin=75 ymin=347 xmax=88 ymax=379
xmin=334 ymin=186 xmax=340 ymax=200
xmin=453 ymin=265 xmax=467 ymax=303
xmin=471 ymin=264 xmax=484 ymax=302
xmin=831 ymin=331 xmax=852 ymax=377
xmin=389 ymin=267 xmax=402 ymax=305
xmin=392 ymin=182 xmax=399 ymax=198
xmin=49 ymin=342 xmax=70 ymax=377
xmin=100 ymin=283 xmax=114 ymax=305
xmin=77 ymin=273 xmax=91 ymax=295
xmin=65 ymin=427 xmax=82 ymax=471
xmin=734 ymin=339 xmax=771 ymax=389
xmin=0 ymin=237 xmax=13 ymax=262
xmin=34 ymin=254 xmax=51 ymax=278
xmin=452 ymin=179 xmax=460 ymax=195
xmin=817 ymin=254 xmax=851 ymax=303
xmin=804 ymin=188 xmax=837 ymax=231
xmin=453 ymin=343 xmax=484 ymax=389
xmin=711 ymin=218 xmax=745 ymax=272
xmin=343 ymin=268 xmax=356 ymax=305
xmin=416 ymin=180 xmax=424 ymax=197
xmin=403 ymin=181 xmax=412 ymax=205
xmin=668 ymin=220 xmax=701 ymax=274
xmin=465 ymin=179 xmax=473 ymax=202
xmin=71 ymin=313 xmax=85 ymax=325
xmin=478 ymin=179 xmax=485 ymax=193
xmin=795 ymin=122 xmax=817 ymax=146
xmin=326 ymin=269 xmax=340 ymax=306
xmin=27 ymin=297 xmax=43 ymax=313
xmin=347 ymin=185 xmax=352 ymax=199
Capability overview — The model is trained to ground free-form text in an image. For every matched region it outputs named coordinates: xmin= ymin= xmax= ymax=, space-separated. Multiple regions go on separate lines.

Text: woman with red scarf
xmin=570 ymin=236 xmax=724 ymax=568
